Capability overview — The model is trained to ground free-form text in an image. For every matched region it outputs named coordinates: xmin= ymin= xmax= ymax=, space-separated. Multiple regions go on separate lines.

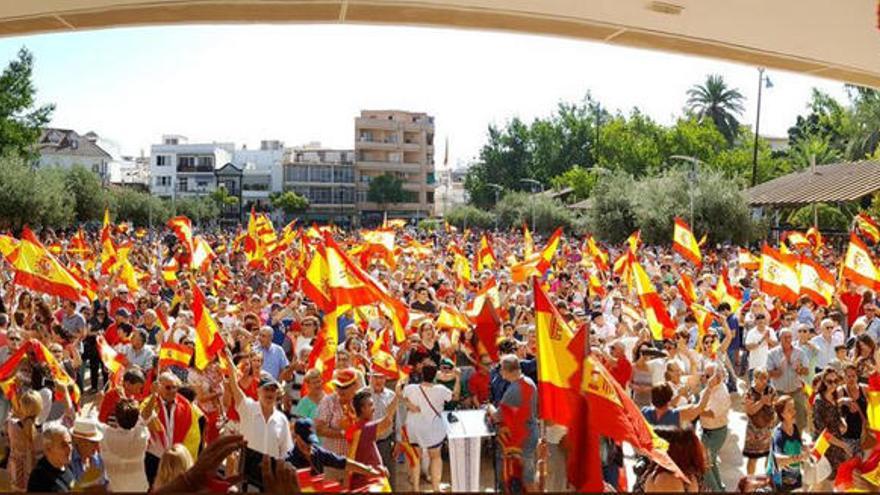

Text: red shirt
xmin=610 ymin=356 xmax=633 ymax=388
xmin=840 ymin=291 xmax=864 ymax=328
xmin=468 ymin=369 xmax=490 ymax=404
xmin=98 ymin=388 xmax=122 ymax=424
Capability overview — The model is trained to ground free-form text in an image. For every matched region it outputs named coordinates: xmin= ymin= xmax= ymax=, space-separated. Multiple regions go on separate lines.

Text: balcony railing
xmin=177 ymin=165 xmax=214 ymax=173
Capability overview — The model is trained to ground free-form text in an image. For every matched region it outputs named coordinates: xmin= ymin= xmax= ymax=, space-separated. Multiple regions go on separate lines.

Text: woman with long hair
xmin=770 ymin=395 xmax=809 ymax=492
xmin=643 ymin=426 xmax=706 ymax=492
xmin=812 ymin=369 xmax=851 ymax=479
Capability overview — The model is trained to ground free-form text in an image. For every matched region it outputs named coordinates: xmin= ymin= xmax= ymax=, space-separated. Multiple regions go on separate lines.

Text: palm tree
xmin=686 ymin=74 xmax=746 ymax=145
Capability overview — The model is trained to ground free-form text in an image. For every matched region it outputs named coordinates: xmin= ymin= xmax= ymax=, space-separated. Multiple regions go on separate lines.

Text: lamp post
xmin=669 ymin=155 xmax=705 ymax=228
xmin=750 ymin=68 xmax=773 ymax=187
xmin=486 ymin=183 xmax=504 ymax=231
xmin=519 ymin=178 xmax=544 ymax=233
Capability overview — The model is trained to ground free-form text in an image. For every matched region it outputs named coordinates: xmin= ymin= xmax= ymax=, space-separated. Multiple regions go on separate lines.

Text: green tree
xmin=367 ymin=173 xmax=405 ymax=213
xmin=465 ymin=118 xmax=532 ymax=208
xmin=549 ymin=165 xmax=598 ymax=201
xmin=110 ymin=187 xmax=170 ymax=226
xmin=787 ymin=203 xmax=850 ymax=231
xmin=844 ymin=85 xmax=880 ymax=160
xmin=444 ymin=205 xmax=496 ymax=230
xmin=269 ymin=190 xmax=309 ymax=215
xmin=494 ymin=191 xmax=576 ymax=233
xmin=583 ymin=170 xmax=639 ymax=243
xmin=174 ymin=197 xmax=219 ymax=224
xmin=788 ymin=135 xmax=840 ymax=170
xmin=65 ymin=165 xmax=108 ymax=222
xmin=210 ymin=187 xmax=239 ymax=208
xmin=0 ymin=154 xmax=72 ymax=230
xmin=787 ymin=89 xmax=851 ymax=154
xmin=686 ymin=74 xmax=745 ymax=145
xmin=0 ymin=48 xmax=55 ymax=159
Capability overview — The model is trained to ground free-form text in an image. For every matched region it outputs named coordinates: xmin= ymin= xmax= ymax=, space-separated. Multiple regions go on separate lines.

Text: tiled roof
xmin=745 ymin=161 xmax=880 ymax=206
xmin=37 ymin=128 xmax=112 ymax=159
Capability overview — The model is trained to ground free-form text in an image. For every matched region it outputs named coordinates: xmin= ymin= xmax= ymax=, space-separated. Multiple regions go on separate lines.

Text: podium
xmin=443 ymin=409 xmax=493 ymax=492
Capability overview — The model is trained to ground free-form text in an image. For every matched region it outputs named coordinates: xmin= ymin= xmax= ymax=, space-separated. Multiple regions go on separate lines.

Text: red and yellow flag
xmin=811 ymin=429 xmax=833 ymax=461
xmin=738 ymin=247 xmax=759 ymax=271
xmin=759 ymin=245 xmax=800 ymax=304
xmin=510 ymin=228 xmax=562 ymax=283
xmin=586 ymin=236 xmax=609 ymax=272
xmin=707 ymin=269 xmax=742 ymax=311
xmin=158 ymin=341 xmax=194 ymax=369
xmin=191 ymin=236 xmax=216 ymax=272
xmin=677 ymin=272 xmax=697 ymax=307
xmin=436 ymin=306 xmax=470 ymax=331
xmin=30 ymin=339 xmax=81 ymax=404
xmin=360 ymin=228 xmax=397 ymax=269
xmin=534 ymin=278 xmax=579 ymax=426
xmin=167 ymin=216 xmax=195 ymax=255
xmin=783 ymin=231 xmax=811 ymax=250
xmin=523 ymin=224 xmax=534 ymax=258
xmin=672 ymin=217 xmax=702 ymax=266
xmin=10 ymin=227 xmax=86 ymax=301
xmin=190 ymin=281 xmax=226 ymax=370
xmin=806 ymin=226 xmax=824 ymax=253
xmin=798 ymin=256 xmax=835 ymax=307
xmin=843 ymin=232 xmax=880 ymax=290
xmin=100 ymin=209 xmax=118 ymax=275
xmin=472 ymin=297 xmax=500 ymax=361
xmin=96 ymin=335 xmax=128 ymax=375
xmin=856 ymin=213 xmax=880 ymax=244
xmin=632 ymin=260 xmax=676 ymax=340
xmin=475 ymin=234 xmax=497 ymax=271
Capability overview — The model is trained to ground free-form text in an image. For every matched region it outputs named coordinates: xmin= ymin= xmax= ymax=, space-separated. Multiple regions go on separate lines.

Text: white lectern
xmin=444 ymin=409 xmax=493 ymax=492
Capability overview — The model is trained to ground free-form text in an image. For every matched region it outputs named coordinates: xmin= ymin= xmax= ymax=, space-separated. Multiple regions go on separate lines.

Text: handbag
xmin=802 ymin=456 xmax=831 ymax=487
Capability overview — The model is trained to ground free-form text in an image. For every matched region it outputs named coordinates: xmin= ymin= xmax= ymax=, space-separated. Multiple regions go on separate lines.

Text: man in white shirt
xmin=811 ymin=318 xmax=843 ymax=371
xmin=745 ymin=313 xmax=777 ymax=375
xmin=699 ymin=363 xmax=731 ymax=492
xmin=226 ymin=351 xmax=294 ymax=488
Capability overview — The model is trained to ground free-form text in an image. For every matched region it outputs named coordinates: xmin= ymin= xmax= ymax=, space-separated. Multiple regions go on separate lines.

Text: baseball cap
xmin=115 ymin=308 xmax=130 ymax=318
xmin=294 ymin=418 xmax=319 ymax=445
xmin=258 ymin=374 xmax=280 ymax=390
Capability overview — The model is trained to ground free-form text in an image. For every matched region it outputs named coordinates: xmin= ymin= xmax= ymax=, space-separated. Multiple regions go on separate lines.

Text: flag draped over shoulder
xmin=534 ymin=278 xmax=579 ymax=426
xmin=759 ymin=244 xmax=800 ymax=304
xmin=9 ymin=227 xmax=86 ymax=301
xmin=190 ymin=281 xmax=226 ymax=370
xmin=672 ymin=217 xmax=702 ymax=266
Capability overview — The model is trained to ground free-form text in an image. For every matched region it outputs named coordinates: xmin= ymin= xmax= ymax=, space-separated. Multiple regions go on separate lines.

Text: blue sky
xmin=0 ymin=24 xmax=851 ymax=167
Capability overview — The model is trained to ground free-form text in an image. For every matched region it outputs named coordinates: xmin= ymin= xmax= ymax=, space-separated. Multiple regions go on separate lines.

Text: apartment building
xmin=149 ymin=135 xmax=234 ymax=200
xmin=282 ymin=142 xmax=357 ymax=226
xmin=233 ymin=139 xmax=285 ymax=212
xmin=354 ymin=110 xmax=435 ymax=224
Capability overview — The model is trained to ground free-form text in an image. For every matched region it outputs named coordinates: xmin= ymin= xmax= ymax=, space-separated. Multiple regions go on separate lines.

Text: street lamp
xmin=750 ymin=67 xmax=773 ymax=187
xmin=669 ymin=155 xmax=706 ymax=228
xmin=519 ymin=178 xmax=544 ymax=233
xmin=486 ymin=183 xmax=504 ymax=231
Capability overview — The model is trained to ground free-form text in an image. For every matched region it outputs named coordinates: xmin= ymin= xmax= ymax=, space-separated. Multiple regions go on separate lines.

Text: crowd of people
xmin=0 ymin=215 xmax=879 ymax=493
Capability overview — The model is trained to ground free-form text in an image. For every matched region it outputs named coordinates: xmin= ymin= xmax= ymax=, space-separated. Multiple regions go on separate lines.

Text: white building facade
xmin=149 ymin=135 xmax=234 ymax=200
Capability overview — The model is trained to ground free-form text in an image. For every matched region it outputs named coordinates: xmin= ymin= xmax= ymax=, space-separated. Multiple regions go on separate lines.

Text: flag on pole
xmin=190 ymin=281 xmax=226 ymax=370
xmin=855 ymin=213 xmax=880 ymax=244
xmin=534 ymin=278 xmax=580 ymax=426
xmin=632 ymin=260 xmax=676 ymax=340
xmin=672 ymin=217 xmax=702 ymax=266
xmin=759 ymin=244 xmax=800 ymax=304
xmin=9 ymin=227 xmax=86 ymax=302
xmin=167 ymin=216 xmax=195 ymax=254
xmin=158 ymin=341 xmax=194 ymax=369
xmin=677 ymin=272 xmax=697 ymax=307
xmin=843 ymin=232 xmax=880 ymax=290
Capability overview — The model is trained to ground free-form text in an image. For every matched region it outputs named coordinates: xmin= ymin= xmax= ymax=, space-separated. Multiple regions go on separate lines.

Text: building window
xmin=196 ymin=180 xmax=209 ymax=190
xmin=360 ymin=175 xmax=372 ymax=184
xmin=426 ymin=173 xmax=436 ymax=185
xmin=156 ymin=155 xmax=168 ymax=166
xmin=311 ymin=166 xmax=332 ymax=183
xmin=285 ymin=165 xmax=308 ymax=182
xmin=177 ymin=177 xmax=188 ymax=192
xmin=334 ymin=187 xmax=354 ymax=204
xmin=155 ymin=176 xmax=171 ymax=187
xmin=198 ymin=156 xmax=213 ymax=168
xmin=427 ymin=192 xmax=434 ymax=203
xmin=333 ymin=167 xmax=353 ymax=183
xmin=311 ymin=187 xmax=331 ymax=204
xmin=356 ymin=191 xmax=368 ymax=203
xmin=178 ymin=156 xmax=195 ymax=168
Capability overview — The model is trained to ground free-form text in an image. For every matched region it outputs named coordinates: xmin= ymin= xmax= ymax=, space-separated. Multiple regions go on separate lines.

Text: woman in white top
xmin=99 ymin=397 xmax=151 ymax=492
xmin=402 ymin=362 xmax=460 ymax=492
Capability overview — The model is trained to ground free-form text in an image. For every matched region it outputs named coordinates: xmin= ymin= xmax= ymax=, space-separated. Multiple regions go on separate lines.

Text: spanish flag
xmin=158 ymin=341 xmax=194 ymax=369
xmin=96 ymin=335 xmax=128 ymax=376
xmin=10 ymin=227 xmax=86 ymax=302
xmin=677 ymin=272 xmax=697 ymax=307
xmin=167 ymin=215 xmax=195 ymax=254
xmin=534 ymin=278 xmax=580 ymax=426
xmin=450 ymin=244 xmax=472 ymax=287
xmin=30 ymin=339 xmax=81 ymax=404
xmin=707 ymin=268 xmax=742 ymax=311
xmin=161 ymin=257 xmax=179 ymax=285
xmin=690 ymin=303 xmax=717 ymax=351
xmin=738 ymin=248 xmax=759 ymax=271
xmin=811 ymin=429 xmax=833 ymax=461
xmin=100 ymin=209 xmax=118 ymax=275
xmin=586 ymin=236 xmax=609 ymax=272
xmin=672 ymin=217 xmax=702 ymax=266
xmin=190 ymin=281 xmax=226 ymax=370
xmin=360 ymin=228 xmax=397 ymax=269
xmin=68 ymin=228 xmax=91 ymax=258
xmin=302 ymin=245 xmax=333 ymax=313
xmin=0 ymin=234 xmax=18 ymax=259
xmin=588 ymin=271 xmax=606 ymax=299
xmin=191 ymin=236 xmax=216 ymax=272
xmin=626 ymin=230 xmax=641 ymax=254
xmin=523 ymin=224 xmax=534 ymax=258
xmin=798 ymin=255 xmax=835 ymax=307
xmin=843 ymin=232 xmax=880 ymax=290
xmin=632 ymin=260 xmax=676 ymax=340
xmin=759 ymin=244 xmax=800 ymax=304
xmin=806 ymin=226 xmax=824 ymax=253
xmin=307 ymin=307 xmax=339 ymax=393
xmin=866 ymin=372 xmax=880 ymax=433
xmin=510 ymin=228 xmax=562 ymax=283
xmin=436 ymin=306 xmax=470 ymax=331
xmin=475 ymin=234 xmax=496 ymax=271
xmin=472 ymin=297 xmax=500 ymax=361
xmin=856 ymin=213 xmax=880 ymax=244
xmin=783 ymin=230 xmax=811 ymax=250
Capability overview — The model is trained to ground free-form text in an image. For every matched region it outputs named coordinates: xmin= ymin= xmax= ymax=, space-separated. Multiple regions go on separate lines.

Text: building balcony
xmin=356 ymin=161 xmax=422 ymax=173
xmin=284 ymin=180 xmax=356 ymax=187
xmin=355 ymin=201 xmax=426 ymax=211
xmin=356 ymin=139 xmax=399 ymax=151
xmin=176 ymin=165 xmax=215 ymax=173
xmin=355 ymin=117 xmax=398 ymax=131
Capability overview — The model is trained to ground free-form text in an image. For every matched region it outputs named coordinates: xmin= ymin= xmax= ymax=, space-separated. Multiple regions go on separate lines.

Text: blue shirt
xmin=641 ymin=406 xmax=680 ymax=427
xmin=68 ymin=447 xmax=107 ymax=487
xmin=766 ymin=346 xmax=808 ymax=393
xmin=260 ymin=343 xmax=290 ymax=379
